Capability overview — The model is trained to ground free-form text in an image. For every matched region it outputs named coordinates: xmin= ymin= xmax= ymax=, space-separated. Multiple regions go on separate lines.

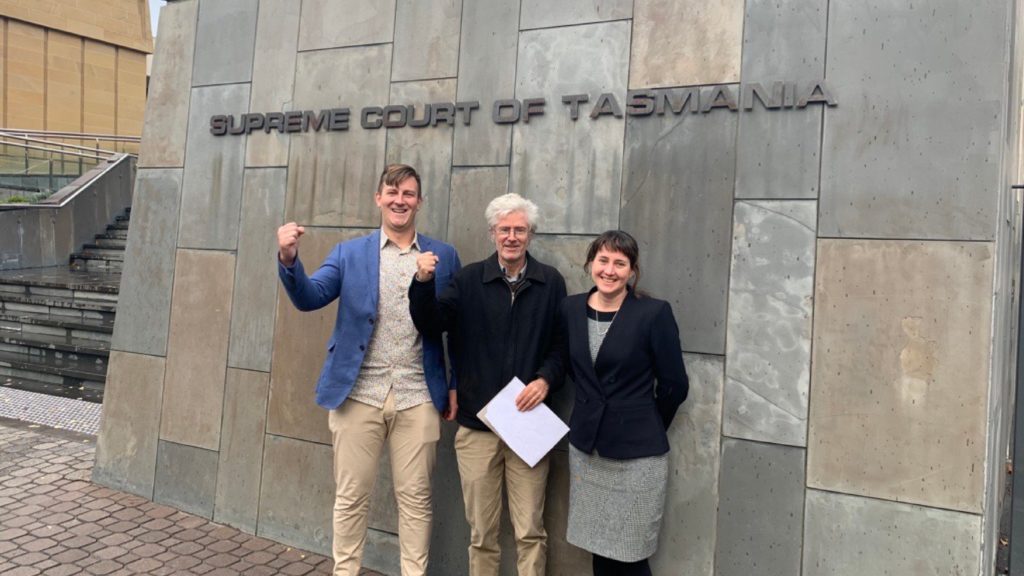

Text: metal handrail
xmin=0 ymin=131 xmax=123 ymax=158
xmin=0 ymin=128 xmax=141 ymax=143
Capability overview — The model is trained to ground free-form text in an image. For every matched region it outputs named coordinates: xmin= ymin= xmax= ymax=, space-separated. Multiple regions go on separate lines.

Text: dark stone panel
xmin=154 ymin=440 xmax=219 ymax=519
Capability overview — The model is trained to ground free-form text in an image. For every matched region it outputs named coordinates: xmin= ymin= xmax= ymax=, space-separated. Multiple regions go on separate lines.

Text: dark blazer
xmin=278 ymin=230 xmax=461 ymax=412
xmin=559 ymin=288 xmax=688 ymax=459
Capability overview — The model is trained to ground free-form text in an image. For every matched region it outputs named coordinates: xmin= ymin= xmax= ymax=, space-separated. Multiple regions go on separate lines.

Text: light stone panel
xmin=228 ymin=168 xmax=287 ymax=372
xmin=154 ymin=440 xmax=219 ymax=519
xmin=620 ymin=92 xmax=737 ymax=355
xmin=808 ymin=240 xmax=993 ymax=513
xmin=819 ymin=2 xmax=1007 ymax=240
xmin=245 ymin=0 xmax=300 ymax=167
xmin=214 ymin=368 xmax=270 ymax=533
xmin=258 ymin=434 xmax=334 ymax=556
xmin=735 ymin=0 xmax=826 ymax=199
xmin=724 ymin=201 xmax=816 ymax=446
xmin=268 ymin=228 xmax=368 ymax=444
xmin=427 ymin=422 xmax=472 ymax=575
xmin=631 ymin=0 xmax=743 ymax=89
xmin=452 ymin=0 xmax=519 ymax=166
xmin=160 ymin=249 xmax=236 ymax=451
xmin=191 ymin=0 xmax=257 ymax=86
xmin=510 ymin=22 xmax=630 ymax=235
xmin=386 ymin=79 xmax=456 ymax=240
xmin=287 ymin=46 xmax=391 ymax=227
xmin=138 ymin=0 xmax=196 ymax=168
xmin=520 ymin=0 xmax=632 ymax=29
xmin=447 ymin=167 xmax=508 ymax=264
xmin=297 ymin=0 xmax=396 ymax=51
xmin=93 ymin=351 xmax=165 ymax=498
xmin=545 ymin=449 xmax=592 ymax=574
xmin=650 ymin=353 xmax=723 ymax=576
xmin=392 ymin=0 xmax=461 ymax=81
xmin=111 ymin=169 xmax=182 ymax=356
xmin=803 ymin=490 xmax=982 ymax=576
xmin=528 ymin=235 xmax=594 ymax=296
xmin=715 ymin=439 xmax=805 ymax=576
xmin=178 ymin=83 xmax=250 ymax=250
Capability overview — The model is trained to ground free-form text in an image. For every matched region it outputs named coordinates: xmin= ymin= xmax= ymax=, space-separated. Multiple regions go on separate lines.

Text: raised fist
xmin=416 ymin=251 xmax=439 ymax=282
xmin=277 ymin=222 xmax=305 ymax=266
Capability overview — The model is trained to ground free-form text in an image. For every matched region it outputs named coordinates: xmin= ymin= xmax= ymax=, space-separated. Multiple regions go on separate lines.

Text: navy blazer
xmin=559 ymin=289 xmax=688 ymax=459
xmin=278 ymin=230 xmax=461 ymax=412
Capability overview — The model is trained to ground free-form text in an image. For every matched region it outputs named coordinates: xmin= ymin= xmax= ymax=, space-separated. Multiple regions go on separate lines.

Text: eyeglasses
xmin=494 ymin=226 xmax=530 ymax=239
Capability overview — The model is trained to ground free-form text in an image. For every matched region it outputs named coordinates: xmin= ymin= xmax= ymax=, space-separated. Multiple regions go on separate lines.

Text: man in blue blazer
xmin=277 ymin=164 xmax=460 ymax=576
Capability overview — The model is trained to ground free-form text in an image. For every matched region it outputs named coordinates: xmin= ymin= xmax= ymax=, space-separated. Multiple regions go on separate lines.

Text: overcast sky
xmin=149 ymin=0 xmax=166 ymax=36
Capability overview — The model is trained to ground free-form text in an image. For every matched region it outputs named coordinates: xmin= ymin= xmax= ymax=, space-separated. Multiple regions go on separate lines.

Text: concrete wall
xmin=94 ymin=1 xmax=1017 ymax=574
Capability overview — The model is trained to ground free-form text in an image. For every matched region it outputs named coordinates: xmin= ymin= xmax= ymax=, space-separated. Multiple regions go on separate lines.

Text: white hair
xmin=484 ymin=193 xmax=540 ymax=231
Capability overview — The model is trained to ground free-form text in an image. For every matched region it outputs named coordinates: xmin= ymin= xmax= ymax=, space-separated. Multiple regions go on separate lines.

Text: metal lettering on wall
xmin=210 ymin=81 xmax=836 ymax=136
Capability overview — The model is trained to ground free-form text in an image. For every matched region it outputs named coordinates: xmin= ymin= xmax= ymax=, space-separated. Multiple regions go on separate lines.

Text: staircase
xmin=0 ymin=207 xmax=130 ymax=403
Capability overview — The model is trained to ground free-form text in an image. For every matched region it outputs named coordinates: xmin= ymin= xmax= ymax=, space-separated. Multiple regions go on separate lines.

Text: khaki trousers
xmin=455 ymin=426 xmax=550 ymax=576
xmin=328 ymin=391 xmax=441 ymax=576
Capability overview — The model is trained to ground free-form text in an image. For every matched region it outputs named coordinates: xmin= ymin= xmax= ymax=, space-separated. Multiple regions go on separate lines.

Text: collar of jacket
xmin=482 ymin=251 xmax=548 ymax=285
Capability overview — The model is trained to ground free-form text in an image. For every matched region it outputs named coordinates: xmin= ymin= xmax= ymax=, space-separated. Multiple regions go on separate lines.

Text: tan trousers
xmin=328 ymin=391 xmax=441 ymax=576
xmin=455 ymin=426 xmax=550 ymax=576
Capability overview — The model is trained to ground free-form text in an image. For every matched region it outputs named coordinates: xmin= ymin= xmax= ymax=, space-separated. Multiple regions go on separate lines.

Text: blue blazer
xmin=277 ymin=230 xmax=461 ymax=412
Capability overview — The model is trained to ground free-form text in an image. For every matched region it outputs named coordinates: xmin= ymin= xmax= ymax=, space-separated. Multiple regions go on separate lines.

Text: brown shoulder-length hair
xmin=376 ymin=163 xmax=422 ymax=197
xmin=584 ymin=230 xmax=643 ymax=295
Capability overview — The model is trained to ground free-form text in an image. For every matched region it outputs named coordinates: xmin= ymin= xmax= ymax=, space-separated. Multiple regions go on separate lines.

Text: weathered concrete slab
xmin=191 ymin=0 xmax=257 ymax=86
xmin=178 ymin=83 xmax=250 ymax=250
xmin=620 ymin=91 xmax=737 ymax=355
xmin=364 ymin=528 xmax=401 ymax=576
xmin=819 ymin=2 xmax=1007 ymax=240
xmin=650 ymin=353 xmax=723 ymax=576
xmin=452 ymin=0 xmax=519 ymax=166
xmin=510 ymin=22 xmax=630 ymax=234
xmin=297 ymin=0 xmax=396 ymax=51
xmin=715 ymin=439 xmax=805 ymax=576
xmin=392 ymin=0 xmax=461 ymax=81
xmin=724 ymin=201 xmax=816 ymax=446
xmin=268 ymin=229 xmax=367 ymax=445
xmin=110 ymin=169 xmax=182 ymax=356
xmin=246 ymin=0 xmax=300 ymax=168
xmin=214 ymin=368 xmax=270 ymax=533
xmin=160 ymin=249 xmax=236 ymax=451
xmin=631 ymin=0 xmax=743 ymax=89
xmin=258 ymin=434 xmax=334 ymax=557
xmin=367 ymin=447 xmax=398 ymax=534
xmin=803 ymin=489 xmax=982 ymax=576
xmin=735 ymin=0 xmax=826 ymax=199
xmin=426 ymin=422 xmax=471 ymax=575
xmin=528 ymin=235 xmax=594 ymax=296
xmin=287 ymin=46 xmax=391 ymax=227
xmin=386 ymin=79 xmax=456 ymax=240
xmin=154 ymin=440 xmax=219 ymax=519
xmin=138 ymin=0 xmax=196 ymax=168
xmin=545 ymin=448 xmax=591 ymax=574
xmin=520 ymin=0 xmax=632 ymax=29
xmin=809 ymin=240 xmax=993 ymax=513
xmin=446 ymin=167 xmax=507 ymax=264
xmin=93 ymin=351 xmax=165 ymax=498
xmin=228 ymin=168 xmax=287 ymax=372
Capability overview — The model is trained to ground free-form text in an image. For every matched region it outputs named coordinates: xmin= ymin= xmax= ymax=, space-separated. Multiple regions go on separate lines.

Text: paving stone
xmin=386 ymin=79 xmax=457 ymax=240
xmin=520 ymin=0 xmax=632 ymax=29
xmin=138 ymin=0 xmax=196 ymax=167
xmin=809 ymin=240 xmax=993 ymax=513
xmin=245 ymin=0 xmax=300 ymax=168
xmin=228 ymin=168 xmax=287 ymax=372
xmin=110 ymin=169 xmax=182 ymax=356
xmin=452 ymin=0 xmax=519 ymax=166
xmin=446 ymin=167 xmax=508 ymax=264
xmin=257 ymin=435 xmax=334 ymax=556
xmin=153 ymin=441 xmax=218 ymax=520
xmin=297 ymin=0 xmax=396 ymax=51
xmin=392 ymin=0 xmax=461 ymax=81
xmin=92 ymin=352 xmax=165 ymax=498
xmin=191 ymin=0 xmax=258 ymax=86
xmin=160 ymin=250 xmax=236 ymax=450
xmin=631 ymin=0 xmax=743 ymax=88
xmin=510 ymin=21 xmax=629 ymax=235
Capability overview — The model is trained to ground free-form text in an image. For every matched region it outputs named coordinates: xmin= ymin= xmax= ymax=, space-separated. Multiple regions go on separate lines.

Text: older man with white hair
xmin=409 ymin=193 xmax=567 ymax=576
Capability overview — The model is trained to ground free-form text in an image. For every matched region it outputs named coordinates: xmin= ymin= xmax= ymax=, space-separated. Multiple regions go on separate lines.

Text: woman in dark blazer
xmin=558 ymin=230 xmax=688 ymax=576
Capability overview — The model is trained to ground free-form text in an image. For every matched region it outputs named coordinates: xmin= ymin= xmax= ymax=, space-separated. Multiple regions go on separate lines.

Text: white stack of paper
xmin=477 ymin=377 xmax=570 ymax=468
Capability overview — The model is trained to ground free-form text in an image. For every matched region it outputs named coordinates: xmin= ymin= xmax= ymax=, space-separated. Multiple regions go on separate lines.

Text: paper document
xmin=477 ymin=377 xmax=569 ymax=468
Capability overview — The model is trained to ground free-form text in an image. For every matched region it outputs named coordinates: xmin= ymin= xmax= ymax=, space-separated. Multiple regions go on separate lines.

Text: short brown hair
xmin=377 ymin=164 xmax=421 ymax=197
xmin=584 ymin=230 xmax=642 ymax=293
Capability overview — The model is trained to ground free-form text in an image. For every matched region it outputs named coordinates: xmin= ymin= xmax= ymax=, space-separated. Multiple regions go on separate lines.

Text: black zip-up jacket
xmin=409 ymin=252 xmax=568 ymax=430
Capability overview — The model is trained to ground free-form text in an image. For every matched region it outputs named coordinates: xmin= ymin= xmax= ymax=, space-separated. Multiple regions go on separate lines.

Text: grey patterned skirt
xmin=566 ymin=444 xmax=669 ymax=562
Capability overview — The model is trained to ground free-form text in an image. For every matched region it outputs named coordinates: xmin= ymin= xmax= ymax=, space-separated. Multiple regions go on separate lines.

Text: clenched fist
xmin=277 ymin=222 xmax=305 ymax=266
xmin=415 ymin=251 xmax=439 ymax=282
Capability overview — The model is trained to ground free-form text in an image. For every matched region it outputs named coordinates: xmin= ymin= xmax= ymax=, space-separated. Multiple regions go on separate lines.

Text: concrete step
xmin=0 ymin=309 xmax=112 ymax=345
xmin=99 ymin=229 xmax=128 ymax=241
xmin=89 ymin=237 xmax=127 ymax=249
xmin=0 ymin=349 xmax=106 ymax=389
xmin=0 ymin=292 xmax=116 ymax=324
xmin=0 ymin=281 xmax=119 ymax=306
xmin=114 ymin=213 xmax=130 ymax=224
xmin=108 ymin=221 xmax=129 ymax=231
xmin=69 ymin=252 xmax=124 ymax=273
xmin=0 ymin=373 xmax=103 ymax=403
xmin=0 ymin=331 xmax=109 ymax=364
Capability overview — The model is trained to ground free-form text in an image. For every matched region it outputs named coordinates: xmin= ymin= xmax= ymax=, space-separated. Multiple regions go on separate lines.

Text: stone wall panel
xmin=298 ymin=0 xmax=396 ymax=51
xmin=246 ymin=0 xmax=300 ymax=167
xmin=258 ymin=434 xmax=334 ymax=556
xmin=392 ymin=0 xmax=461 ymax=81
xmin=191 ymin=0 xmax=258 ymax=86
xmin=154 ymin=440 xmax=219 ymax=519
xmin=446 ymin=167 xmax=508 ymax=264
xmin=520 ymin=0 xmax=632 ymax=29
xmin=214 ymin=368 xmax=270 ymax=533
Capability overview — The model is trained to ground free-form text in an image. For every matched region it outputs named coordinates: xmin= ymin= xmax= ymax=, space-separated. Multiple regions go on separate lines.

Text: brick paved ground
xmin=0 ymin=416 xmax=384 ymax=576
